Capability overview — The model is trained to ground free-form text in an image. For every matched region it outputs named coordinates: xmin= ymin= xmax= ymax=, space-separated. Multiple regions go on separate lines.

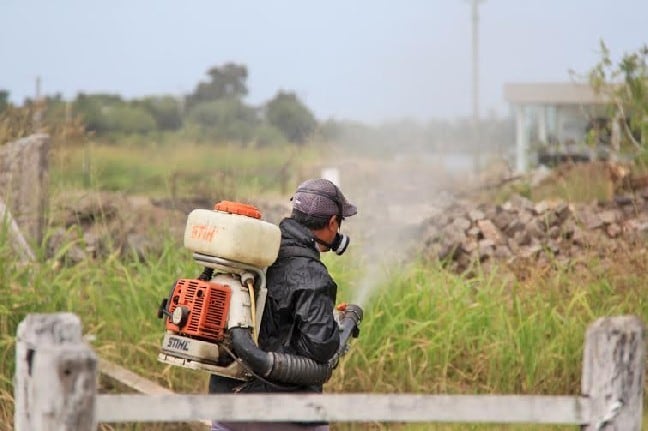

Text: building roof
xmin=503 ymin=83 xmax=611 ymax=105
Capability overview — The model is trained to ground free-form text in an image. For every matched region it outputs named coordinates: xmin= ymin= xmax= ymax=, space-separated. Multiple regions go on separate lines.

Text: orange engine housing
xmin=165 ymin=278 xmax=232 ymax=343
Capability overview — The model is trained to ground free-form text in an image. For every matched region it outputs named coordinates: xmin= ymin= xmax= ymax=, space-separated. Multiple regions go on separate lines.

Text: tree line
xmin=0 ymin=63 xmax=318 ymax=147
xmin=0 ymin=62 xmax=514 ymax=155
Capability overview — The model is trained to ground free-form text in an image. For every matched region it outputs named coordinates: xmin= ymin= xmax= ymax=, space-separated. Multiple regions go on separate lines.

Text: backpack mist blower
xmin=157 ymin=201 xmax=363 ymax=385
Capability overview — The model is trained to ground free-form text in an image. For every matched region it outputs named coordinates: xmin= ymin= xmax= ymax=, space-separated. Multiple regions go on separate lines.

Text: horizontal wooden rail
xmin=97 ymin=393 xmax=591 ymax=424
xmin=98 ymin=357 xmax=174 ymax=395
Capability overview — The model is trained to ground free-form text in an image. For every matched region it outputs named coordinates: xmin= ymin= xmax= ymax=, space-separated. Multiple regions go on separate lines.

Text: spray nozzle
xmin=336 ymin=303 xmax=363 ymax=340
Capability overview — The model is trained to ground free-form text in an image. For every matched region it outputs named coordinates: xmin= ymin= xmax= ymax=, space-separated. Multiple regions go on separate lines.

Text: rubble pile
xmin=418 ymin=192 xmax=648 ymax=273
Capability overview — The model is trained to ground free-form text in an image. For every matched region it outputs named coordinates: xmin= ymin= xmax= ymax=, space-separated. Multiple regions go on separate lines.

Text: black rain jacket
xmin=209 ymin=217 xmax=340 ymax=394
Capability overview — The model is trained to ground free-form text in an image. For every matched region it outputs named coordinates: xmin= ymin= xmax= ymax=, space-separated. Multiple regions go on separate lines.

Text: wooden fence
xmin=14 ymin=313 xmax=646 ymax=430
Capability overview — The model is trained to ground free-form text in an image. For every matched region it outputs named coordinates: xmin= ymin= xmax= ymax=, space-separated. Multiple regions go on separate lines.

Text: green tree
xmin=265 ymin=91 xmax=317 ymax=145
xmin=253 ymin=124 xmax=286 ymax=147
xmin=588 ymin=42 xmax=648 ymax=152
xmin=105 ymin=105 xmax=157 ymax=134
xmin=138 ymin=96 xmax=183 ymax=131
xmin=186 ymin=98 xmax=258 ymax=143
xmin=73 ymin=94 xmax=156 ymax=135
xmin=73 ymin=93 xmax=122 ymax=133
xmin=187 ymin=63 xmax=248 ymax=108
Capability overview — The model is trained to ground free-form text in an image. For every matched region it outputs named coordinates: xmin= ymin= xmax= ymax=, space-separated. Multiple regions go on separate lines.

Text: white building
xmin=503 ymin=83 xmax=618 ymax=173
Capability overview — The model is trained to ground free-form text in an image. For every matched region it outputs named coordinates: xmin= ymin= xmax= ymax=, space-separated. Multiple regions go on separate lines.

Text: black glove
xmin=351 ymin=325 xmax=360 ymax=338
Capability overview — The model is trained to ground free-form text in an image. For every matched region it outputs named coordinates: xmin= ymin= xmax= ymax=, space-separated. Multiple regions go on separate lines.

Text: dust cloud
xmin=323 ymin=118 xmax=513 ymax=308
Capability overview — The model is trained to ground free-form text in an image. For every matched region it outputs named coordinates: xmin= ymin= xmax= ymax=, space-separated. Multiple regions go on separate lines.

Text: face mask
xmin=315 ymin=233 xmax=350 ymax=255
xmin=330 ymin=233 xmax=350 ymax=255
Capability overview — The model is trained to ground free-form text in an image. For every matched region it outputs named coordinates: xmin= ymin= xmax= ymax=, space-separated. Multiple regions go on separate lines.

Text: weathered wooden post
xmin=15 ymin=313 xmax=97 ymax=431
xmin=582 ymin=315 xmax=645 ymax=430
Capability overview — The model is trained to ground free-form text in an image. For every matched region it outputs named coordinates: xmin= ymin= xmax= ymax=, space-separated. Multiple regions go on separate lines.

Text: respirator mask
xmin=315 ymin=232 xmax=350 ymax=255
xmin=318 ymin=208 xmax=350 ymax=256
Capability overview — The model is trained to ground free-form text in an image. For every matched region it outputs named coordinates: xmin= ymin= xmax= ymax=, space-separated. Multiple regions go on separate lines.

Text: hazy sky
xmin=2 ymin=0 xmax=646 ymax=122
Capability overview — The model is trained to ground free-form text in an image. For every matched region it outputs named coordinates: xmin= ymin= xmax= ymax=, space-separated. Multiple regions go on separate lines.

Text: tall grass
xmin=2 ymin=228 xmax=648 ymax=430
xmin=323 ymin=252 xmax=648 ymax=430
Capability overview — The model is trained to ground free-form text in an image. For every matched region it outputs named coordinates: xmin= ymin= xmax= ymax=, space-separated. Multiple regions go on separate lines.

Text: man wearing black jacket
xmin=210 ymin=178 xmax=358 ymax=431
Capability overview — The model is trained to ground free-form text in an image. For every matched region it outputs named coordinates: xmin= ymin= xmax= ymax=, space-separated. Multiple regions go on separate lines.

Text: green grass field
xmin=50 ymin=141 xmax=320 ymax=199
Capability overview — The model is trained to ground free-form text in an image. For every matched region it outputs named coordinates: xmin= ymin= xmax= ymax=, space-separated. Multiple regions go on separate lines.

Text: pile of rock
xmin=418 ymin=193 xmax=648 ymax=273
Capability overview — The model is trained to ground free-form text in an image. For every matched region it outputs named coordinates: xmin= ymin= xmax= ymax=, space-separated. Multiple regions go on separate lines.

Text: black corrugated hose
xmin=230 ymin=304 xmax=363 ymax=386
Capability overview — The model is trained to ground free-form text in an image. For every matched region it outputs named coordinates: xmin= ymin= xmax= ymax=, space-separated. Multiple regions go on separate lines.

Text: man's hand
xmin=328 ymin=353 xmax=340 ymax=370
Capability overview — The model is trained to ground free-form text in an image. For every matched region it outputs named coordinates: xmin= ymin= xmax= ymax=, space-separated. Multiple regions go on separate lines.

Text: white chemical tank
xmin=184 ymin=201 xmax=281 ymax=268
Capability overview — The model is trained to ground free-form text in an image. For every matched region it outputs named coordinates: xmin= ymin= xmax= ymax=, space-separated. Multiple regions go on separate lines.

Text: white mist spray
xmin=338 ymin=157 xmax=457 ymax=309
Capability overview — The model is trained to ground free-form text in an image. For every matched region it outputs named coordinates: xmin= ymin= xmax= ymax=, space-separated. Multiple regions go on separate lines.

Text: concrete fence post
xmin=14 ymin=313 xmax=97 ymax=431
xmin=0 ymin=133 xmax=49 ymax=246
xmin=581 ymin=315 xmax=645 ymax=430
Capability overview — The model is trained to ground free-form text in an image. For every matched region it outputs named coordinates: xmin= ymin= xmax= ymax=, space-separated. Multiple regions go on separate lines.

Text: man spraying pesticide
xmin=157 ymin=179 xmax=363 ymax=431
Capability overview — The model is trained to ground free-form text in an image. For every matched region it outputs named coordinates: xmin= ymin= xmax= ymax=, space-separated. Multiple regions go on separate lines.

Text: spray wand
xmin=333 ymin=303 xmax=363 ymax=362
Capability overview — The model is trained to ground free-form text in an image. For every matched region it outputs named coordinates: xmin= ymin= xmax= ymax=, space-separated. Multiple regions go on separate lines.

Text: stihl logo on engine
xmin=167 ymin=336 xmax=190 ymax=351
xmin=191 ymin=225 xmax=217 ymax=242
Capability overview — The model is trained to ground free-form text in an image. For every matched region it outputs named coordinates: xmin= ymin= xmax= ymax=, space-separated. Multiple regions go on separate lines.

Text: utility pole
xmin=471 ymin=0 xmax=483 ymax=124
xmin=34 ymin=75 xmax=44 ymax=130
xmin=467 ymin=0 xmax=485 ymax=172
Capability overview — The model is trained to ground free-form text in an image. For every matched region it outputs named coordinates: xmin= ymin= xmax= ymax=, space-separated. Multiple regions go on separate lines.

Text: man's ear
xmin=328 ymin=214 xmax=337 ymax=230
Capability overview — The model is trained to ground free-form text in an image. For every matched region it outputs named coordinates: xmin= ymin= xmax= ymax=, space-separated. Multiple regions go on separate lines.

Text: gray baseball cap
xmin=291 ymin=178 xmax=357 ymax=219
